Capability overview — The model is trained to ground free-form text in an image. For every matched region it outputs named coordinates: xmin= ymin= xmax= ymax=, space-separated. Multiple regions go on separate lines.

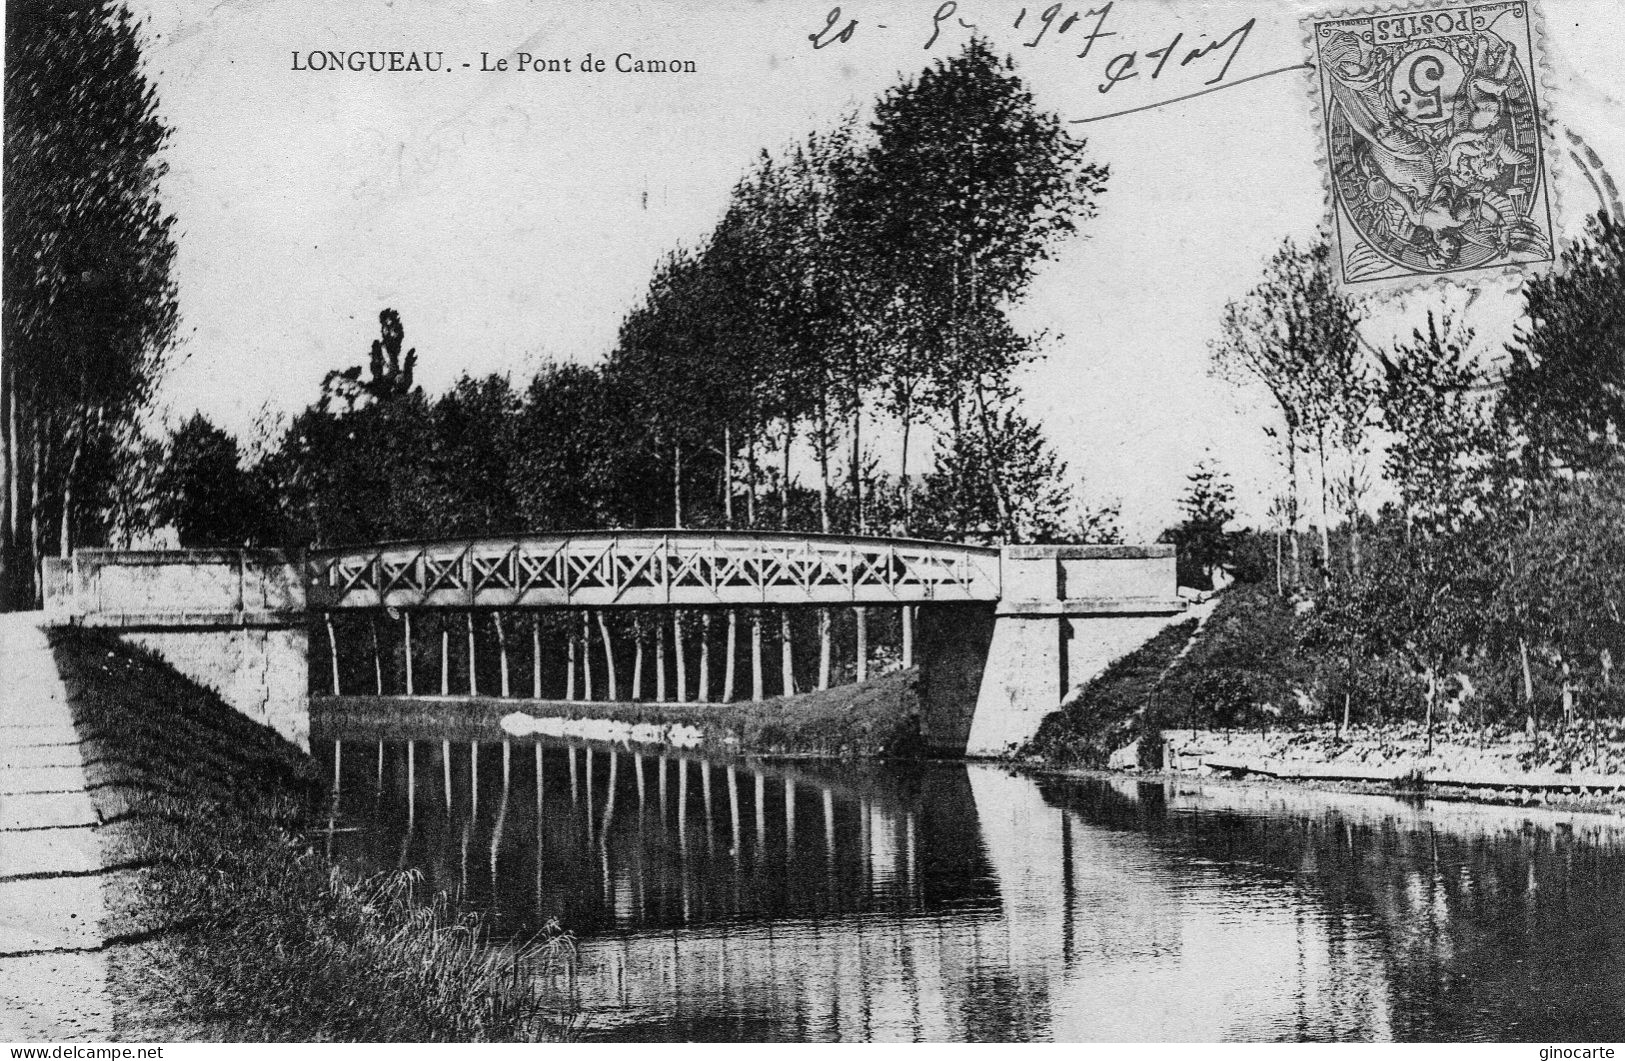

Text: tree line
xmin=143 ymin=38 xmax=1123 ymax=557
xmin=3 ymin=29 xmax=1126 ymax=613
xmin=2 ymin=2 xmax=177 ymax=609
xmin=1192 ymin=214 xmax=1625 ymax=756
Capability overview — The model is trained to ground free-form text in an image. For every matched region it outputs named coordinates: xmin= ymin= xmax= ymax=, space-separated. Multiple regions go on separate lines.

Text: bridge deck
xmin=307 ymin=530 xmax=1001 ymax=610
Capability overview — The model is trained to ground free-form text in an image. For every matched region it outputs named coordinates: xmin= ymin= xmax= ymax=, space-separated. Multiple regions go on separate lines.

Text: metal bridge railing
xmin=306 ymin=530 xmax=1001 ymax=610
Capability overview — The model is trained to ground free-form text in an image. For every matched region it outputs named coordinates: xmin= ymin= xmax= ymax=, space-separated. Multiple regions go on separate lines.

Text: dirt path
xmin=0 ymin=612 xmax=113 ymax=1042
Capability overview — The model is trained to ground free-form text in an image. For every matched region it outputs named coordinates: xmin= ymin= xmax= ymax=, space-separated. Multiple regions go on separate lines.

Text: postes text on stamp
xmin=1306 ymin=1 xmax=1555 ymax=290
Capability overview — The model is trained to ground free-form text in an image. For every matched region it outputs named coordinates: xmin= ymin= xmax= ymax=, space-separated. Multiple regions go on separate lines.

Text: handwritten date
xmin=809 ymin=1 xmax=1255 ymax=98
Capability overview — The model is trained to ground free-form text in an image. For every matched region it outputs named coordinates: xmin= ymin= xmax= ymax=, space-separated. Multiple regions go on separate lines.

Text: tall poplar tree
xmin=1211 ymin=240 xmax=1358 ymax=591
xmin=849 ymin=37 xmax=1107 ymax=540
xmin=3 ymin=0 xmax=177 ymax=607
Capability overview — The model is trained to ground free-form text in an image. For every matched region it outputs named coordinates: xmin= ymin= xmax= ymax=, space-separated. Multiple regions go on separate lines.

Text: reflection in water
xmin=321 ymin=728 xmax=1625 ymax=1042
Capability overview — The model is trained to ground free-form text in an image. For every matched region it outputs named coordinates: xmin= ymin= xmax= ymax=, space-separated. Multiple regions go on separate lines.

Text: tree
xmin=253 ymin=308 xmax=446 ymax=548
xmin=1502 ymin=212 xmax=1625 ymax=477
xmin=1379 ymin=313 xmax=1506 ymax=539
xmin=427 ymin=374 xmax=521 ymax=538
xmin=319 ymin=308 xmax=419 ymax=413
xmin=851 ymin=37 xmax=1108 ymax=541
xmin=3 ymin=0 xmax=177 ymax=606
xmin=509 ymin=363 xmax=649 ymax=532
xmin=1165 ymin=456 xmax=1236 ymax=590
xmin=154 ymin=415 xmax=266 ymax=547
xmin=1326 ymin=523 xmax=1491 ymax=752
xmin=1212 ymin=239 xmax=1359 ymax=591
xmin=1485 ymin=474 xmax=1625 ymax=750
xmin=912 ymin=397 xmax=1090 ymax=544
xmin=97 ymin=422 xmax=167 ymax=549
xmin=1329 ymin=360 xmax=1380 ymax=578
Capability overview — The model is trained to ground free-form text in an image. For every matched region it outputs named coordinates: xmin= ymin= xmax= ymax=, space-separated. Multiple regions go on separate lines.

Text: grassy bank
xmin=317 ymin=665 xmax=925 ymax=758
xmin=1024 ymin=583 xmax=1625 ymax=800
xmin=50 ymin=626 xmax=574 ymax=1042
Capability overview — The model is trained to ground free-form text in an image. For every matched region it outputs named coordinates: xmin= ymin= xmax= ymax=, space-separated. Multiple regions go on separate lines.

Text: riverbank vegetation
xmin=51 ymin=625 xmax=575 ymax=1041
xmin=1037 ymin=216 xmax=1625 ymax=778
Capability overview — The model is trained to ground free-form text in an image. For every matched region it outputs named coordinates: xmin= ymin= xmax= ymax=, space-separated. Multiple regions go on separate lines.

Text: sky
xmin=131 ymin=0 xmax=1625 ymax=538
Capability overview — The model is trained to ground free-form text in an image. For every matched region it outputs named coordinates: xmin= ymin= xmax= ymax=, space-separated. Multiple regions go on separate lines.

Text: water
xmin=315 ymin=726 xmax=1625 ymax=1042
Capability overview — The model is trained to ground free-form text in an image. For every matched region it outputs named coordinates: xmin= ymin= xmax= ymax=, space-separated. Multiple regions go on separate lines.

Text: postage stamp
xmin=1305 ymin=1 xmax=1556 ymax=290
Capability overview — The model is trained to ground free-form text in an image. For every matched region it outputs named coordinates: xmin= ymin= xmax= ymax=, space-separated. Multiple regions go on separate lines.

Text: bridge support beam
xmin=818 ymin=609 xmax=832 ymax=691
xmin=654 ymin=623 xmax=666 ymax=702
xmin=697 ymin=613 xmax=712 ymax=702
xmin=533 ymin=620 xmax=544 ymax=698
xmin=780 ymin=611 xmax=794 ymax=698
xmin=855 ymin=606 xmax=868 ymax=683
xmin=724 ymin=611 xmax=738 ymax=702
xmin=597 ymin=611 xmax=618 ymax=702
xmin=750 ymin=613 xmax=764 ymax=702
xmin=673 ymin=613 xmax=688 ymax=703
xmin=403 ymin=612 xmax=414 ymax=695
xmin=964 ymin=545 xmax=1185 ymax=757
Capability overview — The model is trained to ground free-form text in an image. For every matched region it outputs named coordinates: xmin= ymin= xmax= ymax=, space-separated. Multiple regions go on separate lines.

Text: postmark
xmin=1305 ymin=1 xmax=1556 ymax=290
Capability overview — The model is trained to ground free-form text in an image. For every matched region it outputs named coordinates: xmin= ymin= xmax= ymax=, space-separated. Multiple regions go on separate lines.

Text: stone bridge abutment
xmin=46 ymin=549 xmax=310 ymax=749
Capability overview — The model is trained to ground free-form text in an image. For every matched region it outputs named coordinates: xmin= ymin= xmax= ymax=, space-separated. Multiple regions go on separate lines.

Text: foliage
xmin=849 ymin=38 xmax=1108 ymax=538
xmin=154 ymin=415 xmax=268 ymax=547
xmin=3 ymin=1 xmax=177 ymax=605
xmin=1162 ymin=456 xmax=1236 ymax=589
xmin=1379 ymin=313 xmax=1508 ymax=536
xmin=911 ymin=397 xmax=1092 ymax=544
xmin=1210 ymin=239 xmax=1365 ymax=589
xmin=508 ymin=363 xmax=650 ymax=532
xmin=153 ymin=40 xmax=1112 ymax=553
xmin=1063 ymin=212 xmax=1625 ymax=761
xmin=1502 ymin=212 xmax=1625 ymax=476
xmin=320 ymin=308 xmax=419 ymax=413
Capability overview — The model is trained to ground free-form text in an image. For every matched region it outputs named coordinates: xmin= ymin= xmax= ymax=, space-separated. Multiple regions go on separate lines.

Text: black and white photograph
xmin=4 ymin=0 xmax=1625 ymax=1045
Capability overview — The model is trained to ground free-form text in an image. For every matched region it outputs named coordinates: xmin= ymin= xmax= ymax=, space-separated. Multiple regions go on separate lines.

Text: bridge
xmin=306 ymin=531 xmax=1001 ymax=610
xmin=45 ymin=532 xmax=1186 ymax=759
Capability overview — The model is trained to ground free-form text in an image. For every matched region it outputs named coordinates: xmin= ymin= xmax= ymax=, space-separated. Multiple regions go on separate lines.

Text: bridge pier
xmin=780 ymin=611 xmax=795 ymax=697
xmin=724 ymin=611 xmax=738 ymax=702
xmin=533 ymin=620 xmax=544 ymax=698
xmin=697 ymin=613 xmax=712 ymax=702
xmin=581 ymin=612 xmax=594 ymax=701
xmin=855 ymin=606 xmax=868 ymax=682
xmin=818 ymin=609 xmax=832 ymax=690
xmin=403 ymin=613 xmax=415 ymax=694
xmin=963 ymin=545 xmax=1184 ymax=757
xmin=655 ymin=617 xmax=667 ymax=703
xmin=673 ymin=612 xmax=688 ymax=703
xmin=751 ymin=613 xmax=764 ymax=701
xmin=496 ymin=613 xmax=511 ymax=697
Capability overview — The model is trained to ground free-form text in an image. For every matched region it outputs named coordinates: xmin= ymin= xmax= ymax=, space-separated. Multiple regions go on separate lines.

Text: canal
xmin=314 ymin=725 xmax=1625 ymax=1042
